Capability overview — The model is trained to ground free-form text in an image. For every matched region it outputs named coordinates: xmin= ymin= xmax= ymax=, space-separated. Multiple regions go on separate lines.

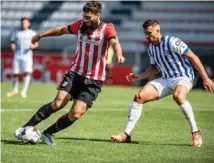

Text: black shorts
xmin=58 ymin=71 xmax=103 ymax=108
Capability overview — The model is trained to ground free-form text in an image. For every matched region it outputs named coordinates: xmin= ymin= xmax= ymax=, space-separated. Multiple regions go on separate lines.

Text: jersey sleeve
xmin=105 ymin=23 xmax=117 ymax=40
xmin=67 ymin=20 xmax=82 ymax=35
xmin=10 ymin=31 xmax=16 ymax=43
xmin=148 ymin=46 xmax=156 ymax=65
xmin=170 ymin=37 xmax=190 ymax=56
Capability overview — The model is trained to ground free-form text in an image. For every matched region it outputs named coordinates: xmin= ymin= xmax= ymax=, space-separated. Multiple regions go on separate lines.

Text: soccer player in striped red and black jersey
xmin=14 ymin=1 xmax=125 ymax=145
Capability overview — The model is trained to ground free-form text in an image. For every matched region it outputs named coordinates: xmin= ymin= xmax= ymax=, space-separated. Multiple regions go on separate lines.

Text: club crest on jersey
xmin=79 ymin=33 xmax=102 ymax=45
xmin=92 ymin=31 xmax=101 ymax=37
xmin=62 ymin=81 xmax=68 ymax=87
xmin=80 ymin=35 xmax=88 ymax=42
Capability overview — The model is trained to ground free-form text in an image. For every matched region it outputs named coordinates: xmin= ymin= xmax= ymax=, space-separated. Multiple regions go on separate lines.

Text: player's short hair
xmin=142 ymin=19 xmax=160 ymax=28
xmin=20 ymin=17 xmax=30 ymax=22
xmin=83 ymin=1 xmax=102 ymax=14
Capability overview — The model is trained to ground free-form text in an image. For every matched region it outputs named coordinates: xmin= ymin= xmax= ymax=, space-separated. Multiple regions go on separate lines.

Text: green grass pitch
xmin=1 ymin=82 xmax=214 ymax=163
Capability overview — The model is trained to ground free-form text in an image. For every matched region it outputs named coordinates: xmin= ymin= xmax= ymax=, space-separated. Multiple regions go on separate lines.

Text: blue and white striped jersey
xmin=148 ymin=36 xmax=194 ymax=80
xmin=10 ymin=28 xmax=36 ymax=58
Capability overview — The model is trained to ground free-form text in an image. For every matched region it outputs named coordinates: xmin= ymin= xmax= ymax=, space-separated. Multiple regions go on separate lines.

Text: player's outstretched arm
xmin=185 ymin=50 xmax=214 ymax=93
xmin=31 ymin=26 xmax=70 ymax=44
xmin=110 ymin=38 xmax=125 ymax=64
xmin=126 ymin=65 xmax=159 ymax=83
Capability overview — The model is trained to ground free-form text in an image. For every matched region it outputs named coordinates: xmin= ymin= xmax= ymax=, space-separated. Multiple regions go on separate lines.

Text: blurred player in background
xmin=105 ymin=46 xmax=114 ymax=85
xmin=15 ymin=1 xmax=125 ymax=145
xmin=6 ymin=17 xmax=39 ymax=98
xmin=111 ymin=19 xmax=214 ymax=147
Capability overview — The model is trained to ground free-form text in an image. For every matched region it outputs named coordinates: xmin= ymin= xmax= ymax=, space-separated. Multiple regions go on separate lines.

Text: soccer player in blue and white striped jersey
xmin=6 ymin=17 xmax=39 ymax=98
xmin=111 ymin=19 xmax=214 ymax=147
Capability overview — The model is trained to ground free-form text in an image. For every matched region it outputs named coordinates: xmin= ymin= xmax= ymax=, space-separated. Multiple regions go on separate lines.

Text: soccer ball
xmin=20 ymin=126 xmax=41 ymax=144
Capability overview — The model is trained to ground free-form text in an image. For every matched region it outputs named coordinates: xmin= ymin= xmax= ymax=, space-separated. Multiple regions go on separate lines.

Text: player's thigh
xmin=52 ymin=71 xmax=77 ymax=110
xmin=146 ymin=78 xmax=171 ymax=100
xmin=68 ymin=100 xmax=88 ymax=120
xmin=171 ymin=77 xmax=193 ymax=92
xmin=51 ymin=90 xmax=71 ymax=111
xmin=12 ymin=58 xmax=20 ymax=74
xmin=57 ymin=71 xmax=78 ymax=98
xmin=135 ymin=83 xmax=159 ymax=103
xmin=172 ymin=77 xmax=192 ymax=103
xmin=173 ymin=85 xmax=189 ymax=99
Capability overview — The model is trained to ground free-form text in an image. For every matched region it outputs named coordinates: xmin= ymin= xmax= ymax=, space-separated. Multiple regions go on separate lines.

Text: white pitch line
xmin=1 ymin=106 xmax=213 ymax=112
xmin=1 ymin=100 xmax=52 ymax=104
xmin=1 ymin=100 xmax=130 ymax=105
xmin=1 ymin=109 xmax=36 ymax=112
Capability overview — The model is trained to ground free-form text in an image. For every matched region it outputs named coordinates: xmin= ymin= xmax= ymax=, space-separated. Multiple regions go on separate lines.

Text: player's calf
xmin=23 ymin=102 xmax=54 ymax=127
xmin=68 ymin=100 xmax=88 ymax=121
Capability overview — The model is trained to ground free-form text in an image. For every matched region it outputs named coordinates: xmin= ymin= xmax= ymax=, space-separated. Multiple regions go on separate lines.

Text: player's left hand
xmin=116 ymin=55 xmax=125 ymax=64
xmin=31 ymin=34 xmax=41 ymax=44
xmin=203 ymin=77 xmax=214 ymax=93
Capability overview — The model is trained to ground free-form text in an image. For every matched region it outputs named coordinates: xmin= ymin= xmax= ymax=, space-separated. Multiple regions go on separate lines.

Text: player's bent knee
xmin=68 ymin=106 xmax=86 ymax=120
xmin=23 ymin=72 xmax=31 ymax=76
xmin=134 ymin=93 xmax=145 ymax=104
xmin=173 ymin=93 xmax=185 ymax=104
xmin=51 ymin=100 xmax=64 ymax=111
xmin=68 ymin=111 xmax=82 ymax=120
xmin=73 ymin=113 xmax=82 ymax=120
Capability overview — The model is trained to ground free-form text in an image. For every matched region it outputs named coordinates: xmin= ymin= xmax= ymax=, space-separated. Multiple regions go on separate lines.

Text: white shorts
xmin=148 ymin=77 xmax=193 ymax=98
xmin=12 ymin=58 xmax=33 ymax=74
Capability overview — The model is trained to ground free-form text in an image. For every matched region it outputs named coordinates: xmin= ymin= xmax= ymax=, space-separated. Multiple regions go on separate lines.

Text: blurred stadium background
xmin=1 ymin=1 xmax=214 ymax=163
xmin=1 ymin=1 xmax=214 ymax=87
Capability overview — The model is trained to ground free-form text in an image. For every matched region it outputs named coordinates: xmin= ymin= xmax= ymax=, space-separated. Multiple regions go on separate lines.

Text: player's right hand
xmin=203 ymin=77 xmax=214 ymax=93
xmin=116 ymin=55 xmax=125 ymax=64
xmin=31 ymin=34 xmax=41 ymax=44
xmin=126 ymin=73 xmax=140 ymax=83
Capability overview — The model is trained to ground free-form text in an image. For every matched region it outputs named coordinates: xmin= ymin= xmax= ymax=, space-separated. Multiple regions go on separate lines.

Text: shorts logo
xmin=62 ymin=81 xmax=68 ymax=87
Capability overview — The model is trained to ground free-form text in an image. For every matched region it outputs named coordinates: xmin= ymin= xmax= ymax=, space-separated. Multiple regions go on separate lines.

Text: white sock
xmin=180 ymin=100 xmax=198 ymax=133
xmin=125 ymin=101 xmax=143 ymax=136
xmin=21 ymin=76 xmax=31 ymax=93
xmin=13 ymin=77 xmax=19 ymax=93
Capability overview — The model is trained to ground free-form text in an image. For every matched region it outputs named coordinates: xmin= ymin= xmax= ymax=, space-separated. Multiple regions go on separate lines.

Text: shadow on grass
xmin=1 ymin=139 xmax=48 ymax=146
xmin=1 ymin=138 xmax=191 ymax=147
xmin=1 ymin=139 xmax=24 ymax=145
xmin=138 ymin=141 xmax=192 ymax=147
xmin=56 ymin=137 xmax=139 ymax=144
xmin=56 ymin=137 xmax=191 ymax=146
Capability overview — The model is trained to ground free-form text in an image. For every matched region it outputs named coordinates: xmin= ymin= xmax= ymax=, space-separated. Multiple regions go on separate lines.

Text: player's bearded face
xmin=81 ymin=12 xmax=100 ymax=35
xmin=144 ymin=26 xmax=159 ymax=44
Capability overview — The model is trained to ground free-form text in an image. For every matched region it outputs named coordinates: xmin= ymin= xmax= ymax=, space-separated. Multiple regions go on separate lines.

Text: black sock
xmin=43 ymin=114 xmax=75 ymax=135
xmin=23 ymin=102 xmax=53 ymax=127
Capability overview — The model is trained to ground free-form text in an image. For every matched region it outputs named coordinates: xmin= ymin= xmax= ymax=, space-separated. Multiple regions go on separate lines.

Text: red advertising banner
xmin=1 ymin=52 xmax=131 ymax=86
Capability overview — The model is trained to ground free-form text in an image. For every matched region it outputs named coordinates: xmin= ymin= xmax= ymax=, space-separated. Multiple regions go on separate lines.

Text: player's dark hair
xmin=142 ymin=19 xmax=160 ymax=28
xmin=83 ymin=1 xmax=102 ymax=14
xmin=20 ymin=17 xmax=30 ymax=22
